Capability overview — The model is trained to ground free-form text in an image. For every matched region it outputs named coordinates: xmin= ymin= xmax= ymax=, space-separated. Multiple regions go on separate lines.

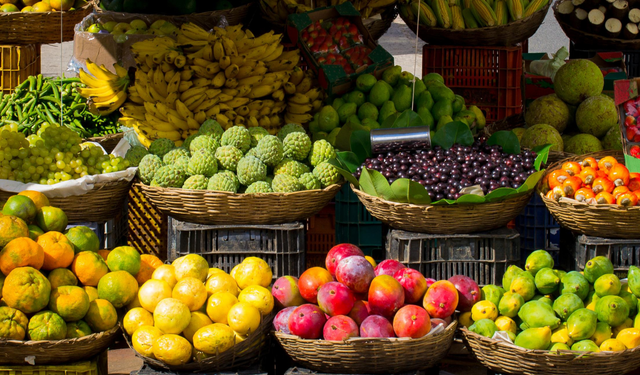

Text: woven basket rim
xmin=136 ymin=181 xmax=343 ymax=197
xmin=0 ymin=0 xmax=94 ymax=18
xmin=0 ymin=324 xmax=120 ymax=346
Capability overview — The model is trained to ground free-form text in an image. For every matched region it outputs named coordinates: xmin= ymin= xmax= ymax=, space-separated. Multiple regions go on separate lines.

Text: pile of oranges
xmin=544 ymin=156 xmax=640 ymax=207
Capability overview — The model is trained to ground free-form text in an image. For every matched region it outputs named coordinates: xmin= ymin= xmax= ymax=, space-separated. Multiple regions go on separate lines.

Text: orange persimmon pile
xmin=544 ymin=156 xmax=640 ymax=207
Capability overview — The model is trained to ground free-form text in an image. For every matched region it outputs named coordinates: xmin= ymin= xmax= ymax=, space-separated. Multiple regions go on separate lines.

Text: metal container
xmin=370 ymin=127 xmax=431 ymax=154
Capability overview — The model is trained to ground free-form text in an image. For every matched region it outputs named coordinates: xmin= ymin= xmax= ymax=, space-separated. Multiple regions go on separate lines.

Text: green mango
xmin=561 ymin=271 xmax=590 ymax=301
xmin=567 ymin=308 xmax=598 ymax=341
xmin=415 ymin=91 xmax=434 ymax=111
xmin=337 ymin=103 xmax=357 ymax=124
xmin=515 ymin=327 xmax=552 ymax=350
xmin=590 ymin=322 xmax=612 ymax=346
xmin=595 ymin=274 xmax=621 ymax=297
xmin=392 ymin=85 xmax=413 ymax=112
xmin=510 ymin=272 xmax=536 ymax=301
xmin=499 ymin=292 xmax=525 ymax=318
xmin=481 ymin=285 xmax=505 ymax=308
xmin=417 ymin=107 xmax=434 ymax=129
xmin=428 ymin=84 xmax=455 ymax=102
xmin=571 ymin=340 xmax=601 ymax=352
xmin=553 ymin=293 xmax=585 ymax=321
xmin=382 ymin=66 xmax=402 ymax=87
xmin=453 ymin=110 xmax=476 ymax=127
xmin=357 ymin=103 xmax=379 ymax=122
xmin=369 ymin=81 xmax=392 ymax=107
xmin=531 ymin=294 xmax=554 ymax=307
xmin=595 ymin=295 xmax=630 ymax=327
xmin=332 ymin=97 xmax=345 ymax=111
xmin=398 ymin=72 xmax=415 ymax=87
xmin=423 ymin=72 xmax=445 ymax=85
xmin=378 ymin=101 xmax=397 ymax=124
xmin=431 ymin=99 xmax=453 ymax=121
xmin=525 ymin=250 xmax=555 ymax=276
xmin=355 ymin=73 xmax=377 ymax=93
xmin=518 ymin=300 xmax=561 ymax=329
xmin=619 ymin=288 xmax=638 ymax=316
xmin=452 ymin=95 xmax=465 ymax=114
xmin=345 ymin=91 xmax=366 ymax=107
xmin=436 ymin=115 xmax=454 ymax=132
xmin=535 ymin=267 xmax=561 ymax=295
xmin=628 ymin=265 xmax=640 ymax=298
xmin=549 ymin=342 xmax=571 ymax=352
xmin=584 ymin=256 xmax=614 ymax=284
xmin=469 ymin=318 xmax=498 ymax=338
xmin=412 ymin=79 xmax=427 ymax=97
xmin=361 ymin=118 xmax=380 ymax=130
xmin=553 ymin=269 xmax=567 ymax=283
xmin=503 ymin=265 xmax=525 ymax=290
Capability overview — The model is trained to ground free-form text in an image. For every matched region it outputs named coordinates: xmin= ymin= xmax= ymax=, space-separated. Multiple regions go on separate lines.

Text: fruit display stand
xmin=0 ymin=351 xmax=108 ymax=375
xmin=0 ymin=45 xmax=41 ymax=95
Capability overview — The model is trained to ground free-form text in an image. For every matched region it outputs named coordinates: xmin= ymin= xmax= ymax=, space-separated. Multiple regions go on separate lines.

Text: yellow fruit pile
xmin=119 ymin=23 xmax=322 ymax=148
xmin=260 ymin=0 xmax=395 ymax=24
xmin=126 ymin=255 xmax=274 ymax=366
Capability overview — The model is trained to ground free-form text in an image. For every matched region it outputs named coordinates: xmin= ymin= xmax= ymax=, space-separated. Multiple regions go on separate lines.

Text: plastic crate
xmin=387 ymin=228 xmax=520 ymax=286
xmin=127 ymin=183 xmax=168 ymax=260
xmin=570 ymin=42 xmax=640 ymax=78
xmin=0 ymin=44 xmax=41 ymax=94
xmin=422 ymin=45 xmax=523 ymax=123
xmin=0 ymin=352 xmax=107 ymax=375
xmin=306 ymin=202 xmax=336 ymax=269
xmin=335 ymin=184 xmax=384 ymax=257
xmin=167 ymin=218 xmax=306 ymax=279
xmin=515 ymin=194 xmax=560 ymax=255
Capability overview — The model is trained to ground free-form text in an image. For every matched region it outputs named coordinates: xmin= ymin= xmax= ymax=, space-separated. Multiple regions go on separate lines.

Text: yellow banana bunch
xmin=284 ymin=70 xmax=324 ymax=125
xmin=79 ymin=59 xmax=130 ymax=116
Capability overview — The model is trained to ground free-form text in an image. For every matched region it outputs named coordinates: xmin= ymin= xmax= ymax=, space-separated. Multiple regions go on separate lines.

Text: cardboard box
xmin=614 ymin=78 xmax=640 ymax=172
xmin=286 ymin=2 xmax=393 ymax=96
xmin=523 ymin=52 xmax=627 ymax=102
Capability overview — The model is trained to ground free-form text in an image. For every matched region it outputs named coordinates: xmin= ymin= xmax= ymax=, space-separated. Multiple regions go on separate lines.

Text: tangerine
xmin=0 ymin=237 xmax=44 ymax=275
xmin=71 ymin=251 xmax=109 ymax=287
xmin=37 ymin=231 xmax=74 ymax=270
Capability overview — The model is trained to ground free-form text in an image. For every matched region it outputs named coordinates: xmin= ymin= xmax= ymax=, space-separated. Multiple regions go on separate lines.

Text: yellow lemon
xmin=193 ymin=323 xmax=235 ymax=355
xmin=205 ymin=272 xmax=239 ymax=297
xmin=123 ymin=307 xmax=154 ymax=336
xmin=132 ymin=326 xmax=163 ymax=358
xmin=471 ymin=300 xmax=498 ymax=321
xmin=153 ymin=298 xmax=191 ymax=334
xmin=233 ymin=257 xmax=272 ymax=289
xmin=616 ymin=328 xmax=640 ymax=349
xmin=237 ymin=285 xmax=274 ymax=315
xmin=152 ymin=334 xmax=192 ymax=366
xmin=172 ymin=277 xmax=207 ymax=311
xmin=206 ymin=292 xmax=238 ymax=324
xmin=601 ymin=338 xmax=627 ymax=352
xmin=207 ymin=268 xmax=224 ymax=279
xmin=172 ymin=254 xmax=209 ymax=282
xmin=182 ymin=311 xmax=212 ymax=343
xmin=494 ymin=316 xmax=517 ymax=334
xmin=152 ymin=265 xmax=177 ymax=288
xmin=457 ymin=311 xmax=473 ymax=328
xmin=138 ymin=279 xmax=172 ymax=313
xmin=227 ymin=302 xmax=261 ymax=336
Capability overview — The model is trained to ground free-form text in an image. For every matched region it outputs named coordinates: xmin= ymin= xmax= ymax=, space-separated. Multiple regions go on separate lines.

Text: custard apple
xmin=207 ymin=173 xmax=238 ymax=193
xmin=299 ymin=172 xmax=321 ymax=190
xmin=125 ymin=145 xmax=149 ymax=167
xmin=274 ymin=159 xmax=310 ymax=178
xmin=150 ymin=165 xmax=186 ymax=188
xmin=277 ymin=123 xmax=305 ymax=141
xmin=215 ymin=145 xmax=243 ymax=171
xmin=245 ymin=148 xmax=258 ymax=158
xmin=163 ymin=147 xmax=190 ymax=165
xmin=249 ymin=127 xmax=269 ymax=148
xmin=272 ymin=174 xmax=302 ymax=193
xmin=217 ymin=170 xmax=240 ymax=190
xmin=148 ymin=138 xmax=175 ymax=158
xmin=313 ymin=162 xmax=342 ymax=188
xmin=189 ymin=135 xmax=220 ymax=154
xmin=174 ymin=156 xmax=190 ymax=174
xmin=283 ymin=132 xmax=312 ymax=161
xmin=199 ymin=120 xmax=225 ymax=141
xmin=221 ymin=126 xmax=251 ymax=153
xmin=182 ymin=133 xmax=199 ymax=151
xmin=236 ymin=156 xmax=267 ymax=186
xmin=187 ymin=149 xmax=218 ymax=177
xmin=245 ymin=181 xmax=272 ymax=193
xmin=182 ymin=175 xmax=208 ymax=190
xmin=309 ymin=140 xmax=337 ymax=167
xmin=138 ymin=154 xmax=163 ymax=184
xmin=255 ymin=135 xmax=284 ymax=167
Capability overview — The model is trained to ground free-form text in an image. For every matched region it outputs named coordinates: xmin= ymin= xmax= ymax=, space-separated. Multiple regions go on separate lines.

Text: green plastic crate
xmin=335 ymin=185 xmax=384 ymax=256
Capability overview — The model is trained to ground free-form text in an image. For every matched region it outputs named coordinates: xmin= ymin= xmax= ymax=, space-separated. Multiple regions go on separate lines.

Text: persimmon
xmin=574 ymin=188 xmax=595 ymax=203
xmin=592 ymin=177 xmax=615 ymax=194
xmin=617 ymin=192 xmax=638 ymax=207
xmin=596 ymin=192 xmax=615 ymax=204
xmin=562 ymin=161 xmax=582 ymax=176
xmin=609 ymin=163 xmax=630 ymax=187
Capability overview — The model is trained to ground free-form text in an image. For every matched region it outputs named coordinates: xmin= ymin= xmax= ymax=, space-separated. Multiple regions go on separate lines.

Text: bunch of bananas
xmin=77 ymin=59 xmax=130 ymax=116
xmin=284 ymin=68 xmax=323 ymax=125
xmin=260 ymin=0 xmax=396 ymax=24
xmin=119 ymin=23 xmax=323 ymax=147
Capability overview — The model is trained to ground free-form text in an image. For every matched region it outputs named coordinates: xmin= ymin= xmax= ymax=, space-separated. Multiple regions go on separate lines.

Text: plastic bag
xmin=530 ymin=46 xmax=569 ymax=82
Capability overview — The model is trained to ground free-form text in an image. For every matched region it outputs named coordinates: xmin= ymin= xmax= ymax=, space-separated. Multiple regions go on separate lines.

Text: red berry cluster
xmin=317 ymin=53 xmax=355 ymax=74
xmin=630 ymin=145 xmax=640 ymax=159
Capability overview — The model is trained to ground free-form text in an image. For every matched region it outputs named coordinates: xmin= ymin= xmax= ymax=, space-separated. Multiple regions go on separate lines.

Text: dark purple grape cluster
xmin=354 ymin=137 xmax=538 ymax=201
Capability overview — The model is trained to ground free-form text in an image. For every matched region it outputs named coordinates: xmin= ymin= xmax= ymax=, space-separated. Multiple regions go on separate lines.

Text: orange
xmin=2 ymin=195 xmax=37 ymax=224
xmin=28 ymin=225 xmax=44 ymax=241
xmin=31 ymin=1 xmax=51 ymax=11
xmin=152 ymin=334 xmax=192 ymax=365
xmin=2 ymin=267 xmax=51 ymax=313
xmin=0 ymin=237 xmax=44 ymax=275
xmin=71 ymin=251 xmax=109 ymax=287
xmin=132 ymin=326 xmax=163 ymax=358
xmin=0 ymin=215 xmax=29 ymax=247
xmin=136 ymin=254 xmax=163 ymax=286
xmin=84 ymin=299 xmax=117 ymax=332
xmin=97 ymin=270 xmax=138 ymax=308
xmin=237 ymin=285 xmax=274 ymax=315
xmin=65 ymin=226 xmax=100 ymax=254
xmin=182 ymin=311 xmax=212 ymax=343
xmin=206 ymin=292 xmax=238 ymax=324
xmin=49 ymin=0 xmax=73 ymax=11
xmin=0 ymin=306 xmax=28 ymax=340
xmin=205 ymin=272 xmax=238 ymax=297
xmin=83 ymin=286 xmax=98 ymax=302
xmin=48 ymin=285 xmax=90 ymax=322
xmin=153 ymin=298 xmax=191 ymax=334
xmin=107 ymin=246 xmax=141 ymax=276
xmin=172 ymin=277 xmax=207 ymax=312
xmin=18 ymin=190 xmax=49 ymax=210
xmin=37 ymin=231 xmax=74 ymax=270
xmin=207 ymin=268 xmax=224 ymax=279
xmin=138 ymin=279 xmax=172 ymax=313
xmin=193 ymin=323 xmax=235 ymax=355
xmin=233 ymin=257 xmax=272 ymax=289
xmin=48 ymin=268 xmax=78 ymax=289
xmin=172 ymin=254 xmax=209 ymax=282
xmin=123 ymin=307 xmax=154 ymax=336
xmin=28 ymin=310 xmax=67 ymax=340
xmin=227 ymin=302 xmax=260 ymax=335
xmin=97 ymin=250 xmax=110 ymax=261
xmin=66 ymin=320 xmax=92 ymax=338
xmin=152 ymin=265 xmax=177 ymax=288
xmin=36 ymin=206 xmax=68 ymax=233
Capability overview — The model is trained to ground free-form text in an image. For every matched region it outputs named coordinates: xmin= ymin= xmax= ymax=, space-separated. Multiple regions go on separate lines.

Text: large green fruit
xmin=502 ymin=265 xmax=525 ymax=290
xmin=553 ymin=293 xmax=584 ymax=321
xmin=584 ymin=256 xmax=614 ymax=284
xmin=525 ymin=94 xmax=570 ymax=132
xmin=594 ymin=274 xmax=621 ymax=297
xmin=525 ymin=250 xmax=554 ymax=276
xmin=518 ymin=300 xmax=561 ymax=329
xmin=2 ymin=196 xmax=37 ymax=224
xmin=318 ymin=106 xmax=340 ymax=133
xmin=561 ymin=271 xmax=590 ymax=300
xmin=564 ymin=134 xmax=603 ymax=155
xmin=534 ymin=268 xmax=560 ymax=295
xmin=369 ymin=81 xmax=392 ymax=107
xmin=499 ymin=292 xmax=524 ymax=318
xmin=481 ymin=285 xmax=504 ymax=308
xmin=509 ymin=273 xmax=536 ymax=302
xmin=567 ymin=308 xmax=598 ymax=341
xmin=554 ymin=59 xmax=604 ymax=105
xmin=521 ymin=124 xmax=564 ymax=152
xmin=514 ymin=327 xmax=551 ymax=350
xmin=431 ymin=99 xmax=453 ymax=121
xmin=469 ymin=318 xmax=498 ymax=338
xmin=576 ymin=95 xmax=618 ymax=138
xmin=392 ymin=85 xmax=413 ymax=112
xmin=595 ymin=295 xmax=630 ymax=327
xmin=628 ymin=265 xmax=640 ymax=298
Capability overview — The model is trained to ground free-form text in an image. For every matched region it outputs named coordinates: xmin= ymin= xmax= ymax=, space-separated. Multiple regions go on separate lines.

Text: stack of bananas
xmin=118 ymin=23 xmax=322 ymax=147
xmin=260 ymin=0 xmax=395 ymax=25
xmin=398 ymin=0 xmax=547 ymax=29
xmin=77 ymin=59 xmax=130 ymax=116
xmin=284 ymin=67 xmax=323 ymax=125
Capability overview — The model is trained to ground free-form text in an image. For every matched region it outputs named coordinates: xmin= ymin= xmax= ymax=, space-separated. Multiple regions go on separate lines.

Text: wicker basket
xmin=400 ymin=3 xmax=548 ymax=46
xmin=136 ymin=182 xmax=342 ymax=225
xmin=0 ymin=325 xmax=119 ymax=365
xmin=85 ymin=133 xmax=123 ymax=154
xmin=122 ymin=313 xmax=273 ymax=372
xmin=275 ymin=321 xmax=457 ymax=374
xmin=539 ymin=151 xmax=640 ymax=239
xmin=351 ymin=184 xmax=533 ymax=234
xmin=461 ymin=327 xmax=640 ymax=375
xmin=554 ymin=0 xmax=640 ymax=50
xmin=364 ymin=6 xmax=398 ymax=41
xmin=0 ymin=0 xmax=95 ymax=44
xmin=0 ymin=178 xmax=132 ymax=223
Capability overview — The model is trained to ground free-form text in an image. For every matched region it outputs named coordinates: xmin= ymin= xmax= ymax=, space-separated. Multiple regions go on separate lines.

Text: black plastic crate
xmin=515 ymin=194 xmax=560 ymax=255
xmin=569 ymin=42 xmax=640 ymax=78
xmin=386 ymin=228 xmax=520 ymax=286
xmin=167 ymin=218 xmax=306 ymax=279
